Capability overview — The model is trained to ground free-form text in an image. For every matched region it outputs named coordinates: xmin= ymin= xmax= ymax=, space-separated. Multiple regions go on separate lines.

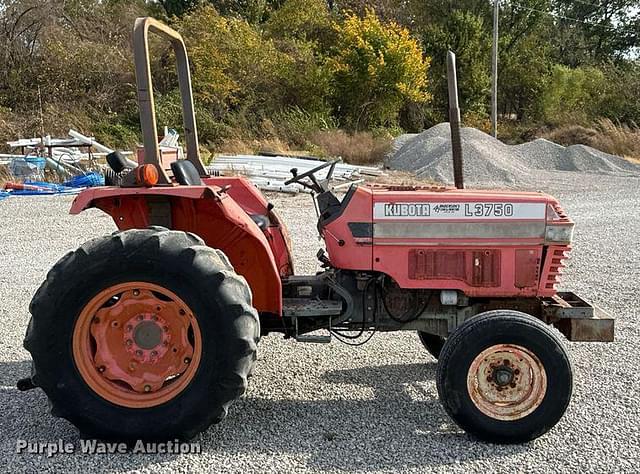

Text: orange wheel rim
xmin=72 ymin=282 xmax=202 ymax=408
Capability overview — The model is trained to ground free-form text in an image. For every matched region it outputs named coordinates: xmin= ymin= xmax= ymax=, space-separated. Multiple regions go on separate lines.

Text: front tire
xmin=24 ymin=228 xmax=259 ymax=440
xmin=417 ymin=331 xmax=445 ymax=359
xmin=436 ymin=310 xmax=572 ymax=443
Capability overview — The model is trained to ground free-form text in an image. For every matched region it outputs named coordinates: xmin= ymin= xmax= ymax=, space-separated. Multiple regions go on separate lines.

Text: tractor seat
xmin=171 ymin=160 xmax=203 ymax=185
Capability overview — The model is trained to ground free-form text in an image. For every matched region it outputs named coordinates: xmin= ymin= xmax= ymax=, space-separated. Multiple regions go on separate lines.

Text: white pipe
xmin=68 ymin=129 xmax=113 ymax=154
xmin=69 ymin=129 xmax=138 ymax=168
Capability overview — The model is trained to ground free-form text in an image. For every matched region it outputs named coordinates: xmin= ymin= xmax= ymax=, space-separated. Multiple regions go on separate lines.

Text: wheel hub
xmin=124 ymin=313 xmax=171 ymax=363
xmin=133 ymin=320 xmax=163 ymax=349
xmin=493 ymin=365 xmax=514 ymax=386
xmin=467 ymin=344 xmax=547 ymax=421
xmin=72 ymin=282 xmax=202 ymax=408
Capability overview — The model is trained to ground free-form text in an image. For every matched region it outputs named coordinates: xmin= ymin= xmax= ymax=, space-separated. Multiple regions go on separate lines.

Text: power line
xmin=509 ymin=2 xmax=620 ymax=30
xmin=568 ymin=0 xmax=606 ymax=9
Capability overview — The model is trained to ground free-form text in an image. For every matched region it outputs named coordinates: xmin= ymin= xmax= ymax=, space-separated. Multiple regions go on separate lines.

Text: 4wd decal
xmin=373 ymin=202 xmax=546 ymax=220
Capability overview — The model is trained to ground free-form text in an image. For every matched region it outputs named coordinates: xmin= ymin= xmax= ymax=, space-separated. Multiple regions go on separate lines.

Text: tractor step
xmin=283 ymin=298 xmax=343 ymax=317
xmin=295 ymin=332 xmax=332 ymax=344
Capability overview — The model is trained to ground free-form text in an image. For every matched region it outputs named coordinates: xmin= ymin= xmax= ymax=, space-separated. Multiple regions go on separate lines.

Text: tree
xmin=420 ymin=10 xmax=492 ymax=123
xmin=157 ymin=0 xmax=201 ymax=17
xmin=551 ymin=0 xmax=640 ymax=65
xmin=329 ymin=9 xmax=430 ymax=129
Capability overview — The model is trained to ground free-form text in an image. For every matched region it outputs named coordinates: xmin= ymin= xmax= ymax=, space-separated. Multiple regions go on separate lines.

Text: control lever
xmin=316 ymin=249 xmax=332 ymax=268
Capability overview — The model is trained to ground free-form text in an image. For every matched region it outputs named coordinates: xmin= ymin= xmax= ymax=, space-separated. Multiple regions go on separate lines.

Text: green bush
xmin=329 ymin=9 xmax=430 ymax=129
xmin=264 ymin=0 xmax=334 ymax=48
xmin=271 ymin=106 xmax=338 ymax=146
xmin=177 ymin=6 xmax=333 ymax=125
xmin=94 ymin=122 xmax=140 ymax=150
xmin=541 ymin=64 xmax=608 ymax=124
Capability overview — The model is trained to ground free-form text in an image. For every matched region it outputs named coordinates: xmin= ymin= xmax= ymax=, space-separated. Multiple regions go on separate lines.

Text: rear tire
xmin=24 ymin=228 xmax=259 ymax=440
xmin=417 ymin=331 xmax=445 ymax=359
xmin=436 ymin=310 xmax=572 ymax=444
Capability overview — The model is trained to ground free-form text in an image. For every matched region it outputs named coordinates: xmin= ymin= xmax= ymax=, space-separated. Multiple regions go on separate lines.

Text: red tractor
xmin=19 ymin=18 xmax=613 ymax=443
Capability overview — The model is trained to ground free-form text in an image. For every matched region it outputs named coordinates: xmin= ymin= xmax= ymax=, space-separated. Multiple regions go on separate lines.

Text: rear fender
xmin=71 ymin=186 xmax=283 ymax=315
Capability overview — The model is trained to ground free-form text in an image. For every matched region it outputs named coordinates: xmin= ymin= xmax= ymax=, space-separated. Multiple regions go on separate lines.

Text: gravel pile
xmin=387 ymin=123 xmax=640 ymax=188
xmin=0 ymin=175 xmax=639 ymax=472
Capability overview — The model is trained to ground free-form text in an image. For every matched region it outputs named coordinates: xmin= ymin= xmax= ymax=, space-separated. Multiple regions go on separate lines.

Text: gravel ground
xmin=0 ymin=173 xmax=639 ymax=473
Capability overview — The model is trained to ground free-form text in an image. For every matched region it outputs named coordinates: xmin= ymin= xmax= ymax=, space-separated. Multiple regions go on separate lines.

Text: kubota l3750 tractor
xmin=18 ymin=18 xmax=614 ymax=444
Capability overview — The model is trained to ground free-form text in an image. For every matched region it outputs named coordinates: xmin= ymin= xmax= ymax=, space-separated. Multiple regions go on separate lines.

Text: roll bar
xmin=133 ymin=17 xmax=207 ymax=184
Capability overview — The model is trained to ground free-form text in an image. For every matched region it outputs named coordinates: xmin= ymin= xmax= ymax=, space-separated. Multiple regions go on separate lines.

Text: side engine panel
xmin=323 ymin=186 xmax=573 ymax=298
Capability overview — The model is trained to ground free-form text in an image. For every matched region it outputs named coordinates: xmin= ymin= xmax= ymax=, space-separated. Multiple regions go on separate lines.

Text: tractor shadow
xmin=0 ymin=360 xmax=530 ymax=472
xmin=203 ymin=362 xmax=530 ymax=471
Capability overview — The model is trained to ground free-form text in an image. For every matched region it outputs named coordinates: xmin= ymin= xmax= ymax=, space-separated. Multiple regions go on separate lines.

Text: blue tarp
xmin=9 ymin=180 xmax=81 ymax=195
xmin=63 ymin=172 xmax=105 ymax=188
xmin=2 ymin=172 xmax=105 ymax=198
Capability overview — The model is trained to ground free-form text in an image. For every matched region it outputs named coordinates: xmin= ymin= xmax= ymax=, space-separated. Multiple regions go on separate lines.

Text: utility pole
xmin=491 ymin=0 xmax=499 ymax=138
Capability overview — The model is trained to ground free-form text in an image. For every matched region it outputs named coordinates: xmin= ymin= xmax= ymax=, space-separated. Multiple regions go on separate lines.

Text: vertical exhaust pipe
xmin=447 ymin=51 xmax=464 ymax=189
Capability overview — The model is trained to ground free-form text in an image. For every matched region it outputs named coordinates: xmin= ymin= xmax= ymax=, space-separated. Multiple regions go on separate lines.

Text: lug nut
xmin=137 ymin=314 xmax=144 ymax=321
xmin=126 ymin=339 xmax=133 ymax=346
xmin=135 ymin=350 xmax=143 ymax=357
xmin=179 ymin=309 xmax=186 ymax=316
xmin=98 ymin=366 xmax=106 ymax=373
xmin=144 ymin=385 xmax=151 ymax=392
xmin=184 ymin=358 xmax=191 ymax=364
xmin=151 ymin=315 xmax=158 ymax=321
xmin=151 ymin=350 xmax=158 ymax=357
xmin=133 ymin=289 xmax=140 ymax=296
xmin=126 ymin=325 xmax=133 ymax=331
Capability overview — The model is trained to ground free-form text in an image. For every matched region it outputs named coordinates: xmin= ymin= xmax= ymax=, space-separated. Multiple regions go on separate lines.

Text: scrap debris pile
xmin=0 ymin=129 xmax=116 ymax=198
xmin=208 ymin=154 xmax=383 ymax=193
xmin=0 ymin=128 xmax=385 ymax=200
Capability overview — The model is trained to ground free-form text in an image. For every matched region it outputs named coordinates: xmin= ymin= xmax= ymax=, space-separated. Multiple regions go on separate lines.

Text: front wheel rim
xmin=466 ymin=343 xmax=547 ymax=421
xmin=72 ymin=282 xmax=202 ymax=408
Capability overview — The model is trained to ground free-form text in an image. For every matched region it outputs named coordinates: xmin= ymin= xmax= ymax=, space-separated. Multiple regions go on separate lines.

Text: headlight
xmin=545 ymin=224 xmax=574 ymax=243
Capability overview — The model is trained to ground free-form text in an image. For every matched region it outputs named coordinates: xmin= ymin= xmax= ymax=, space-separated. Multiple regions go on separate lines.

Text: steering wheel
xmin=284 ymin=160 xmax=340 ymax=193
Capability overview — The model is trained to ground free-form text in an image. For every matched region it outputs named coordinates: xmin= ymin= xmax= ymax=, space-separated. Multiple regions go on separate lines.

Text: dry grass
xmin=214 ymin=137 xmax=292 ymax=156
xmin=0 ymin=165 xmax=12 ymax=187
xmin=542 ymin=119 xmax=640 ymax=161
xmin=310 ymin=130 xmax=391 ymax=165
xmin=593 ymin=119 xmax=640 ymax=161
xmin=214 ymin=129 xmax=393 ymax=166
xmin=368 ymin=169 xmax=441 ymax=187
